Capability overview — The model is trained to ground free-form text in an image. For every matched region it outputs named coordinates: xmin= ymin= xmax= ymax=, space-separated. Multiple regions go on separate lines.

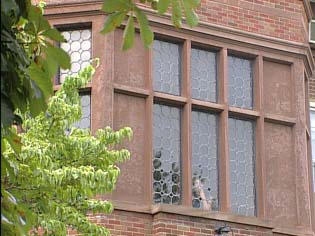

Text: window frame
xmin=148 ymin=36 xmax=263 ymax=216
xmin=46 ymin=14 xmax=305 ymax=220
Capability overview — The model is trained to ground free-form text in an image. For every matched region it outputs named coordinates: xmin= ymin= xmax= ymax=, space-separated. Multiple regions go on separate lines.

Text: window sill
xmin=110 ymin=200 xmax=273 ymax=229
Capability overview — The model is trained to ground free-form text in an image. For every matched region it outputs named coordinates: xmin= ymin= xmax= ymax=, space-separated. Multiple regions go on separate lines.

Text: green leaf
xmin=29 ymin=62 xmax=53 ymax=100
xmin=28 ymin=5 xmax=50 ymax=32
xmin=100 ymin=11 xmax=127 ymax=35
xmin=134 ymin=8 xmax=154 ymax=48
xmin=5 ymin=129 xmax=22 ymax=154
xmin=41 ymin=28 xmax=66 ymax=42
xmin=122 ymin=16 xmax=135 ymax=51
xmin=41 ymin=55 xmax=58 ymax=79
xmin=1 ymin=97 xmax=14 ymax=128
xmin=171 ymin=0 xmax=182 ymax=28
xmin=182 ymin=0 xmax=199 ymax=27
xmin=44 ymin=45 xmax=71 ymax=70
xmin=29 ymin=93 xmax=47 ymax=117
xmin=157 ymin=0 xmax=171 ymax=14
xmin=1 ymin=153 xmax=15 ymax=179
xmin=187 ymin=0 xmax=200 ymax=8
xmin=101 ymin=0 xmax=130 ymax=13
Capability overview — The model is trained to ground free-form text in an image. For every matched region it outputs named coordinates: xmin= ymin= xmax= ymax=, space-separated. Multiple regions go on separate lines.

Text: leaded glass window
xmin=191 ymin=48 xmax=217 ymax=102
xmin=153 ymin=104 xmax=181 ymax=204
xmin=192 ymin=111 xmax=218 ymax=210
xmin=228 ymin=56 xmax=253 ymax=109
xmin=153 ymin=40 xmax=181 ymax=95
xmin=59 ymin=28 xmax=92 ymax=83
xmin=228 ymin=118 xmax=256 ymax=216
xmin=73 ymin=94 xmax=91 ymax=129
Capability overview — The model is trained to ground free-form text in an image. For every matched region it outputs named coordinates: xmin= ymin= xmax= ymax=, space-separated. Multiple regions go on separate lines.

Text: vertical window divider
xmin=146 ymin=46 xmax=154 ymax=206
xmin=182 ymin=39 xmax=192 ymax=206
xmin=255 ymin=54 xmax=266 ymax=218
xmin=219 ymin=48 xmax=230 ymax=212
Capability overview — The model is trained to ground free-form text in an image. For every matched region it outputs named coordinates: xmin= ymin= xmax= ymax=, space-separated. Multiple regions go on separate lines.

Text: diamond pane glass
xmin=228 ymin=118 xmax=256 ymax=216
xmin=73 ymin=94 xmax=91 ymax=129
xmin=192 ymin=111 xmax=218 ymax=210
xmin=59 ymin=29 xmax=92 ymax=83
xmin=153 ymin=104 xmax=181 ymax=204
xmin=228 ymin=56 xmax=253 ymax=109
xmin=153 ymin=40 xmax=181 ymax=95
xmin=191 ymin=48 xmax=217 ymax=102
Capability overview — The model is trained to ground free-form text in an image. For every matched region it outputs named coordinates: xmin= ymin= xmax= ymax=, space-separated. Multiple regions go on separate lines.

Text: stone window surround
xmin=47 ymin=13 xmax=313 ymax=228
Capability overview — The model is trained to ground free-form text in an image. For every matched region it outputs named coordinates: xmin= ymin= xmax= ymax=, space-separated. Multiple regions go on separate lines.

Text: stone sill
xmin=109 ymin=201 xmax=314 ymax=236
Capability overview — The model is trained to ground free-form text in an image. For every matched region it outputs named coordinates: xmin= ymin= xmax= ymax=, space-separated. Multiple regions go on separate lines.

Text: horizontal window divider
xmin=228 ymin=107 xmax=260 ymax=119
xmin=113 ymin=83 xmax=149 ymax=98
xmin=191 ymin=99 xmax=224 ymax=113
xmin=264 ymin=113 xmax=296 ymax=126
xmin=53 ymin=83 xmax=92 ymax=92
xmin=153 ymin=92 xmax=187 ymax=105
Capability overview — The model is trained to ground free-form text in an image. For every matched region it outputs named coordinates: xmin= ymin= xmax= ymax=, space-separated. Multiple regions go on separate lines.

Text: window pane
xmin=228 ymin=118 xmax=256 ymax=216
xmin=153 ymin=104 xmax=181 ymax=204
xmin=228 ymin=56 xmax=253 ymax=109
xmin=191 ymin=48 xmax=217 ymax=102
xmin=153 ymin=40 xmax=181 ymax=95
xmin=192 ymin=111 xmax=218 ymax=210
xmin=59 ymin=29 xmax=92 ymax=83
xmin=73 ymin=94 xmax=91 ymax=129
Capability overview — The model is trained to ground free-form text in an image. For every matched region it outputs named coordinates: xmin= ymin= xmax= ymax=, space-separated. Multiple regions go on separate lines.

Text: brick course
xmin=66 ymin=210 xmax=276 ymax=236
xmin=40 ymin=0 xmax=308 ymax=43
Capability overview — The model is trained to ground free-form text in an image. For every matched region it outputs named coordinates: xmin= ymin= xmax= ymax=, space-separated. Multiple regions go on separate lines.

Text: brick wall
xmin=40 ymin=0 xmax=308 ymax=44
xmin=66 ymin=210 xmax=276 ymax=236
xmin=195 ymin=0 xmax=305 ymax=43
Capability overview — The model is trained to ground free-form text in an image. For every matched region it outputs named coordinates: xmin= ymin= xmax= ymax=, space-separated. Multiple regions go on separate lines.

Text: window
xmin=228 ymin=118 xmax=256 ymax=216
xmin=56 ymin=26 xmax=92 ymax=129
xmin=228 ymin=56 xmax=253 ymax=109
xmin=192 ymin=110 xmax=219 ymax=210
xmin=191 ymin=48 xmax=217 ymax=102
xmin=153 ymin=104 xmax=181 ymax=204
xmin=151 ymin=39 xmax=257 ymax=216
xmin=59 ymin=28 xmax=92 ymax=84
xmin=153 ymin=40 xmax=182 ymax=95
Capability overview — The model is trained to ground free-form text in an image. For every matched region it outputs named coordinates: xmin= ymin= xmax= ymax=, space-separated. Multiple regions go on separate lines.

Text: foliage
xmin=101 ymin=0 xmax=201 ymax=50
xmin=2 ymin=63 xmax=132 ymax=235
xmin=1 ymin=0 xmax=70 ymax=129
xmin=1 ymin=0 xmax=199 ymax=235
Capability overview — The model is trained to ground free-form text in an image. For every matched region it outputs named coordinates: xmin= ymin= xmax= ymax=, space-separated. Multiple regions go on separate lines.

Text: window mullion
xmin=147 ymin=47 xmax=154 ymax=205
xmin=219 ymin=48 xmax=230 ymax=212
xmin=181 ymin=40 xmax=192 ymax=206
xmin=255 ymin=55 xmax=266 ymax=218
